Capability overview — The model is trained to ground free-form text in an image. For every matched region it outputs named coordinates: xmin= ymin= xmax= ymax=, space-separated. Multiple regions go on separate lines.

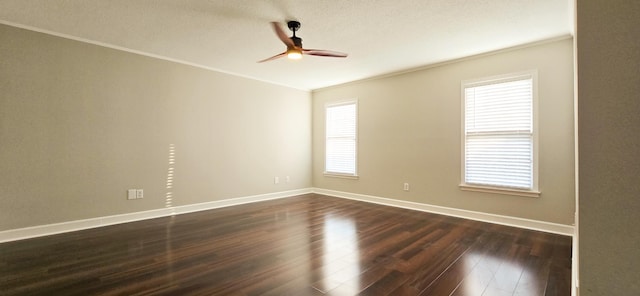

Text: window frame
xmin=460 ymin=70 xmax=540 ymax=197
xmin=324 ymin=100 xmax=359 ymax=179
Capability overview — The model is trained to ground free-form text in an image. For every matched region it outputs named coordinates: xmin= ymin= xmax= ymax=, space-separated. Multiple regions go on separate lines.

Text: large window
xmin=325 ymin=101 xmax=357 ymax=177
xmin=461 ymin=71 xmax=539 ymax=196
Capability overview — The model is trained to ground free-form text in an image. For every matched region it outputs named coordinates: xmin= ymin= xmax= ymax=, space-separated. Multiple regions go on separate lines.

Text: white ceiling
xmin=0 ymin=0 xmax=572 ymax=90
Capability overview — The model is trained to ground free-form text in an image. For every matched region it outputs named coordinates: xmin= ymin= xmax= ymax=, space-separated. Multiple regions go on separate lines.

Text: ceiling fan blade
xmin=303 ymin=49 xmax=348 ymax=58
xmin=271 ymin=22 xmax=294 ymax=47
xmin=257 ymin=52 xmax=287 ymax=63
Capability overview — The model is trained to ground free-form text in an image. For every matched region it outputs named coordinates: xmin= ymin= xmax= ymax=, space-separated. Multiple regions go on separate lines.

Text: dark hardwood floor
xmin=0 ymin=194 xmax=572 ymax=295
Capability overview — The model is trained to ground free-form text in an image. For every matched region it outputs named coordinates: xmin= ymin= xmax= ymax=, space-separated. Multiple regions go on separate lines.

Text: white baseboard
xmin=313 ymin=188 xmax=574 ymax=236
xmin=0 ymin=187 xmax=573 ymax=243
xmin=0 ymin=188 xmax=313 ymax=243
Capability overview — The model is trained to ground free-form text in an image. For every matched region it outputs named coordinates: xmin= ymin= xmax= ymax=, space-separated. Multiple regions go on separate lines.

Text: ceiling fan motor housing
xmin=290 ymin=36 xmax=303 ymax=47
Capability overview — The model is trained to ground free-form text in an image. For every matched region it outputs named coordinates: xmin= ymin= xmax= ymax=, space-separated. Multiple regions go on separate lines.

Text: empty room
xmin=1 ymin=1 xmax=638 ymax=295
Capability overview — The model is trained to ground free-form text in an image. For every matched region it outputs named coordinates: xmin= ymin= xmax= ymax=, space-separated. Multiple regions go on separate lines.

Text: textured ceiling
xmin=0 ymin=0 xmax=572 ymax=90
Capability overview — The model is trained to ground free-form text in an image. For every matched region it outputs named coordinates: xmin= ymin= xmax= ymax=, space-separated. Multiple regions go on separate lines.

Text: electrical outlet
xmin=274 ymin=177 xmax=279 ymax=184
xmin=136 ymin=189 xmax=144 ymax=199
xmin=403 ymin=183 xmax=410 ymax=191
xmin=286 ymin=176 xmax=290 ymax=183
xmin=127 ymin=189 xmax=137 ymax=200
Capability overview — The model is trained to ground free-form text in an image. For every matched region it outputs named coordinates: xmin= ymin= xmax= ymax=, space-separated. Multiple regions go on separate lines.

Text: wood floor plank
xmin=0 ymin=194 xmax=572 ymax=295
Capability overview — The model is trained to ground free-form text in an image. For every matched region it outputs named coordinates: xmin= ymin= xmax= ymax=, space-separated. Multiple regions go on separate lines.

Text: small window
xmin=325 ymin=101 xmax=357 ymax=177
xmin=461 ymin=71 xmax=539 ymax=196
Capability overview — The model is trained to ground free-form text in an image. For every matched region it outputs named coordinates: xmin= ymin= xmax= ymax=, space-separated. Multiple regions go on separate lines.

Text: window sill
xmin=459 ymin=184 xmax=540 ymax=198
xmin=324 ymin=172 xmax=359 ymax=180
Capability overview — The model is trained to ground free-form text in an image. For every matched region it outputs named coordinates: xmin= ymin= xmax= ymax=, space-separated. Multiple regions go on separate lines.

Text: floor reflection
xmin=320 ymin=214 xmax=361 ymax=294
xmin=460 ymin=251 xmax=538 ymax=296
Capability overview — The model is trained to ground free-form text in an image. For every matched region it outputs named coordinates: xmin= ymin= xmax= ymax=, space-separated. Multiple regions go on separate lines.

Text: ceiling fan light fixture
xmin=287 ymin=48 xmax=302 ymax=60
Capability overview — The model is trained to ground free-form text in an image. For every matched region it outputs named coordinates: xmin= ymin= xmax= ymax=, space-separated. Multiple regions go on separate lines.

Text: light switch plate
xmin=127 ymin=189 xmax=137 ymax=200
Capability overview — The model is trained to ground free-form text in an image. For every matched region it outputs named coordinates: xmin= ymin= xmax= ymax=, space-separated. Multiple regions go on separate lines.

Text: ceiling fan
xmin=258 ymin=21 xmax=348 ymax=63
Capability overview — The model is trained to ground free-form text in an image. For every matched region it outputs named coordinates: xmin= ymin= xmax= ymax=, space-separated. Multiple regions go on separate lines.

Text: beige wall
xmin=577 ymin=0 xmax=640 ymax=294
xmin=0 ymin=24 xmax=311 ymax=230
xmin=0 ymin=23 xmax=577 ymax=234
xmin=312 ymin=39 xmax=575 ymax=225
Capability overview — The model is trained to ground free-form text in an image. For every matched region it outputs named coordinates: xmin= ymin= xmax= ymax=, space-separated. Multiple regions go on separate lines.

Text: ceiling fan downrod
xmin=287 ymin=21 xmax=301 ymax=35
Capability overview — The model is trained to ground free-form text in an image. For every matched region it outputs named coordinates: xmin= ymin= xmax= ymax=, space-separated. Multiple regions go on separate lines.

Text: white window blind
xmin=464 ymin=76 xmax=534 ymax=190
xmin=325 ymin=102 xmax=357 ymax=176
